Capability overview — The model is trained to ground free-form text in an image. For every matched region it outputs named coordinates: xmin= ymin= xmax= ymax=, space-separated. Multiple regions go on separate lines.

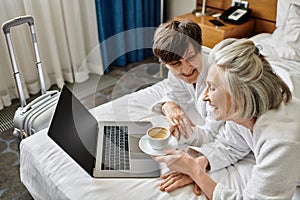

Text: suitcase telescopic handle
xmin=2 ymin=15 xmax=47 ymax=107
xmin=2 ymin=15 xmax=34 ymax=34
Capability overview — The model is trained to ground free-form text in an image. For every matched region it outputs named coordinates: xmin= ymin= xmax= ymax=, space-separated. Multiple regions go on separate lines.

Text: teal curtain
xmin=95 ymin=0 xmax=161 ymax=71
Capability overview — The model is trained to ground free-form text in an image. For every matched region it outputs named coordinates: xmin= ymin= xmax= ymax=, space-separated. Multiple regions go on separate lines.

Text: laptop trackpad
xmin=130 ymin=134 xmax=152 ymax=159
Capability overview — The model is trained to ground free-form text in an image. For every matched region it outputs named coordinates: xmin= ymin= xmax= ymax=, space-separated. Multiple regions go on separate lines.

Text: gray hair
xmin=153 ymin=20 xmax=202 ymax=64
xmin=209 ymin=38 xmax=292 ymax=119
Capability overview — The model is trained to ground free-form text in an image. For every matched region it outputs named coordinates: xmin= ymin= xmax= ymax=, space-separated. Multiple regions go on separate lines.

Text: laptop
xmin=48 ymin=85 xmax=160 ymax=178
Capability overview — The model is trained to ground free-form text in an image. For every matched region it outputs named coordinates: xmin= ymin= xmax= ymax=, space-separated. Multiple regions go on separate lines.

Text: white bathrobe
xmin=213 ymin=97 xmax=300 ymax=199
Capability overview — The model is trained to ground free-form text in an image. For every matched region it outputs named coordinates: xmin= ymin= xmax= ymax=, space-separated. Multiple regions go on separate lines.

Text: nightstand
xmin=174 ymin=13 xmax=255 ymax=48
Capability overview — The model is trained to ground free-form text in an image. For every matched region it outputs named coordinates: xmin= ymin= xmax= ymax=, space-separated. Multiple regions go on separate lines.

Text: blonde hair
xmin=210 ymin=38 xmax=292 ymax=119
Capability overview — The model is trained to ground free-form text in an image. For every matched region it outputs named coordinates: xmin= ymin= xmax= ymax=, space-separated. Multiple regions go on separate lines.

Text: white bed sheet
xmin=20 ymin=129 xmax=201 ymax=200
xmin=21 ymin=128 xmax=257 ymax=200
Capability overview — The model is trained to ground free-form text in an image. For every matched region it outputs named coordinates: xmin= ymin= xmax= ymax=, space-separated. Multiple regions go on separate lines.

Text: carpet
xmin=0 ymin=129 xmax=32 ymax=200
xmin=0 ymin=102 xmax=20 ymax=134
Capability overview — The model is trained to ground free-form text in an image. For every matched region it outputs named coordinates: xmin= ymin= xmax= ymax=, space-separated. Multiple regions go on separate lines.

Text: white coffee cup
xmin=147 ymin=126 xmax=171 ymax=150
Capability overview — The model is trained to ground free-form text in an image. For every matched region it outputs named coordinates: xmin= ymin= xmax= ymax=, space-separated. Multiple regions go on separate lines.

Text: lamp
xmin=159 ymin=0 xmax=164 ymax=78
xmin=160 ymin=0 xmax=164 ymax=24
xmin=201 ymin=0 xmax=207 ymax=15
xmin=193 ymin=0 xmax=215 ymax=16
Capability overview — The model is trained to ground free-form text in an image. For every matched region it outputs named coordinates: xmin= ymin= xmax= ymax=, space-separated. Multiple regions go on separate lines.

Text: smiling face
xmin=203 ymin=63 xmax=232 ymax=121
xmin=165 ymin=43 xmax=202 ymax=84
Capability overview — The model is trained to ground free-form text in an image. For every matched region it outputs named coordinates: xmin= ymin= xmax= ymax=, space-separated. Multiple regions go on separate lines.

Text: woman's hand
xmin=153 ymin=149 xmax=209 ymax=176
xmin=153 ymin=149 xmax=195 ymax=176
xmin=162 ymin=101 xmax=194 ymax=138
xmin=154 ymin=150 xmax=214 ymax=199
xmin=159 ymin=171 xmax=201 ymax=196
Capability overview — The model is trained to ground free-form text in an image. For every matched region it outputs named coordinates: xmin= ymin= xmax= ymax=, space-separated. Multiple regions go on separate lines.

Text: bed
xmin=20 ymin=1 xmax=300 ymax=199
xmin=19 ymin=53 xmax=256 ymax=200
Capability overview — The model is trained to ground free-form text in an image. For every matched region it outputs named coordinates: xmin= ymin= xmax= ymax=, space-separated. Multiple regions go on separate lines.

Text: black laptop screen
xmin=48 ymin=85 xmax=98 ymax=176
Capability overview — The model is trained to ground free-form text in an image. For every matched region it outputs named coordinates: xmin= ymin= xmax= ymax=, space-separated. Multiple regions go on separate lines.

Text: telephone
xmin=220 ymin=6 xmax=251 ymax=25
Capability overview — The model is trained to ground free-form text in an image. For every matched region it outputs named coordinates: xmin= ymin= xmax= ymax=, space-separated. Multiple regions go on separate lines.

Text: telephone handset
xmin=220 ymin=6 xmax=251 ymax=25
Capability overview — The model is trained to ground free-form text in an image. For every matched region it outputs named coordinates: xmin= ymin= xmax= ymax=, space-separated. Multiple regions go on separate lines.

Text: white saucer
xmin=139 ymin=135 xmax=178 ymax=156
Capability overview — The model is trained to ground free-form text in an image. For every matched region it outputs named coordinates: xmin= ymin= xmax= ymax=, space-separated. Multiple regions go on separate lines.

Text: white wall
xmin=166 ymin=0 xmax=196 ymax=20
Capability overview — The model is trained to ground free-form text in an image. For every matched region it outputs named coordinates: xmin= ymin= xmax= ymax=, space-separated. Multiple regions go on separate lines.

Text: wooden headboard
xmin=197 ymin=0 xmax=277 ymax=34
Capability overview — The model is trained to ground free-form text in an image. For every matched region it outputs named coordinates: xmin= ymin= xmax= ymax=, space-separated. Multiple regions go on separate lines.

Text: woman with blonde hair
xmin=154 ymin=38 xmax=300 ymax=199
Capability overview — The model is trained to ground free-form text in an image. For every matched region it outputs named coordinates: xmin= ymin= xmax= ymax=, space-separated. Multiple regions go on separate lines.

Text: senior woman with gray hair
xmin=154 ymin=38 xmax=300 ymax=199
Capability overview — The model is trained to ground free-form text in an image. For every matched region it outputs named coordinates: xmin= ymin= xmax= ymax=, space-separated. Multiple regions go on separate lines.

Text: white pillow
xmin=275 ymin=3 xmax=300 ymax=61
xmin=272 ymin=0 xmax=300 ymax=48
xmin=276 ymin=0 xmax=300 ymax=28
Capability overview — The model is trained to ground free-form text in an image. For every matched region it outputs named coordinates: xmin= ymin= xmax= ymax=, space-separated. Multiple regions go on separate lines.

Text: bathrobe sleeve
xmin=192 ymin=122 xmax=252 ymax=172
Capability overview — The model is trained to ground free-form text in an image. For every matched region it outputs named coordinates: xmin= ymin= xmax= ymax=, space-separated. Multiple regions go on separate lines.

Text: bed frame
xmin=197 ymin=0 xmax=277 ymax=34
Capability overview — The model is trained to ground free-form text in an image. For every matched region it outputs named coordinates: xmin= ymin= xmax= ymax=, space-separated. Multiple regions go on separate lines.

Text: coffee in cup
xmin=147 ymin=127 xmax=170 ymax=150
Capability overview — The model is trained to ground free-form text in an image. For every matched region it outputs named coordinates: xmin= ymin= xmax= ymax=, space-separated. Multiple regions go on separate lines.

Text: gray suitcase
xmin=2 ymin=15 xmax=59 ymax=139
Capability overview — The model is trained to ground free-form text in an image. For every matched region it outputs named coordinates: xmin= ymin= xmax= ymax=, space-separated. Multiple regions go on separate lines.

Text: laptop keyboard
xmin=101 ymin=125 xmax=130 ymax=170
